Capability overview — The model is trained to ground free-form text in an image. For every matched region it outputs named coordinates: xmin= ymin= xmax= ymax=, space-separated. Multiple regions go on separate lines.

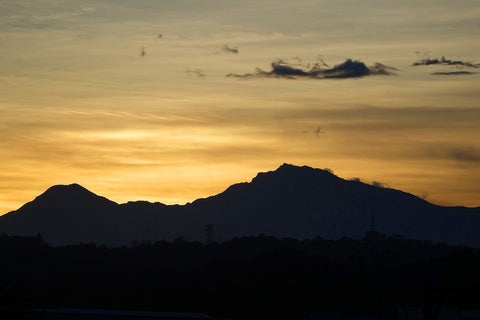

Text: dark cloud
xmin=222 ymin=44 xmax=239 ymax=54
xmin=447 ymin=146 xmax=480 ymax=163
xmin=412 ymin=53 xmax=480 ymax=68
xmin=226 ymin=58 xmax=397 ymax=79
xmin=431 ymin=71 xmax=476 ymax=76
xmin=426 ymin=145 xmax=480 ymax=164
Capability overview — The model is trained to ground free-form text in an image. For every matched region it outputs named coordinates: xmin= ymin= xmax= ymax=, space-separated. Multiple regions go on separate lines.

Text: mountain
xmin=1 ymin=164 xmax=479 ymax=247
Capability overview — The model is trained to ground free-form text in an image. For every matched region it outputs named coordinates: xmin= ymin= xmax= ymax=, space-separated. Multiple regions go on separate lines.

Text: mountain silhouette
xmin=1 ymin=164 xmax=479 ymax=246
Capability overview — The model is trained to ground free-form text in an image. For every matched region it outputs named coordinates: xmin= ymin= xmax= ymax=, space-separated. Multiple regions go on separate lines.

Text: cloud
xmin=425 ymin=145 xmax=480 ymax=164
xmin=226 ymin=58 xmax=397 ymax=79
xmin=221 ymin=44 xmax=239 ymax=54
xmin=186 ymin=68 xmax=205 ymax=77
xmin=349 ymin=178 xmax=387 ymax=188
xmin=447 ymin=146 xmax=480 ymax=163
xmin=371 ymin=181 xmax=387 ymax=188
xmin=412 ymin=53 xmax=480 ymax=68
xmin=431 ymin=71 xmax=476 ymax=76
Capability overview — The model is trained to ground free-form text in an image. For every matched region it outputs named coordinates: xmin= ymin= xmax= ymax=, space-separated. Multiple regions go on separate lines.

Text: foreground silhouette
xmin=1 ymin=233 xmax=480 ymax=320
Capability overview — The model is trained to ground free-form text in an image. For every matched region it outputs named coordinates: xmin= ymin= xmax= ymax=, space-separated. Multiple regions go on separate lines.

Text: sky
xmin=1 ymin=0 xmax=480 ymax=214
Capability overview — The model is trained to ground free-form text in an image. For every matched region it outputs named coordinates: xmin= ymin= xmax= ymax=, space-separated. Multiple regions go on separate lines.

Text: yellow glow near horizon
xmin=1 ymin=0 xmax=480 ymax=214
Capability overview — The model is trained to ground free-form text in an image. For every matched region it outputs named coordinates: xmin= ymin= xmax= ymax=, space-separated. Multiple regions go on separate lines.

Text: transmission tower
xmin=205 ymin=224 xmax=215 ymax=244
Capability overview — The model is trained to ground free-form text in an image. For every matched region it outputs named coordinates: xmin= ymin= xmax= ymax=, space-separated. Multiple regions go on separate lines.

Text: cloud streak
xmin=412 ymin=54 xmax=480 ymax=68
xmin=431 ymin=71 xmax=476 ymax=76
xmin=226 ymin=58 xmax=397 ymax=79
xmin=186 ymin=69 xmax=205 ymax=77
xmin=446 ymin=146 xmax=480 ymax=163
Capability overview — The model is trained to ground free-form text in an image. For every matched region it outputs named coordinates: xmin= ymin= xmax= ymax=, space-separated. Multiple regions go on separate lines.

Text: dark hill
xmin=187 ymin=164 xmax=479 ymax=245
xmin=1 ymin=164 xmax=479 ymax=246
xmin=0 ymin=183 xmax=120 ymax=245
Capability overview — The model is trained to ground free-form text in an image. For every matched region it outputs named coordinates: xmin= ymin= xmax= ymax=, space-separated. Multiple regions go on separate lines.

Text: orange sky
xmin=1 ymin=0 xmax=480 ymax=214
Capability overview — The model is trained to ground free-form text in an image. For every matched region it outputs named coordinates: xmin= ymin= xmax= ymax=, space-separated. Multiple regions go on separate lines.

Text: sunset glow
xmin=1 ymin=0 xmax=480 ymax=214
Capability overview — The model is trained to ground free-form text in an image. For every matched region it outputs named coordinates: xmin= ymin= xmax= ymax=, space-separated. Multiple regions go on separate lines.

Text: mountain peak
xmin=276 ymin=163 xmax=334 ymax=175
xmin=276 ymin=163 xmax=305 ymax=173
xmin=45 ymin=183 xmax=89 ymax=192
xmin=40 ymin=183 xmax=97 ymax=199
xmin=251 ymin=163 xmax=338 ymax=185
xmin=29 ymin=183 xmax=117 ymax=210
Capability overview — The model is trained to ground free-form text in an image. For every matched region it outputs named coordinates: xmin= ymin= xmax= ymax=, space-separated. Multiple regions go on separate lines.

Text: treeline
xmin=1 ymin=232 xmax=480 ymax=319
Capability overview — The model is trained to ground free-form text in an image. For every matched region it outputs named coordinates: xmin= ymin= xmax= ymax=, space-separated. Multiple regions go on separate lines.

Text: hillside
xmin=1 ymin=164 xmax=479 ymax=246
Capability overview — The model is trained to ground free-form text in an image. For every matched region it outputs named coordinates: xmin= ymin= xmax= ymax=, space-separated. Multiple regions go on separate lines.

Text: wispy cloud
xmin=221 ymin=44 xmax=239 ymax=54
xmin=431 ymin=71 xmax=476 ymax=76
xmin=446 ymin=146 xmax=480 ymax=163
xmin=186 ymin=68 xmax=206 ymax=77
xmin=226 ymin=58 xmax=397 ymax=79
xmin=421 ymin=144 xmax=480 ymax=166
xmin=412 ymin=53 xmax=480 ymax=68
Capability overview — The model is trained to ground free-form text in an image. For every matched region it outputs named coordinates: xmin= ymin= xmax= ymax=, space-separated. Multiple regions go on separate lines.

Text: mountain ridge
xmin=1 ymin=164 xmax=479 ymax=246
